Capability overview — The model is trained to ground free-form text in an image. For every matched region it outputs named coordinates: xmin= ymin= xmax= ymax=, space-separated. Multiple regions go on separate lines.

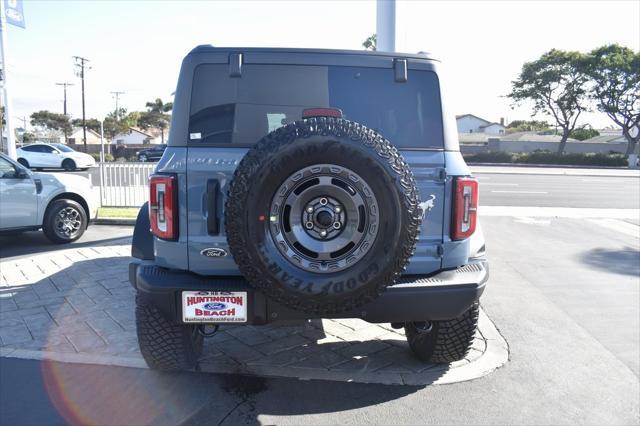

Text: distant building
xmin=111 ymin=127 xmax=159 ymax=145
xmin=67 ymin=127 xmax=102 ymax=145
xmin=456 ymin=114 xmax=506 ymax=135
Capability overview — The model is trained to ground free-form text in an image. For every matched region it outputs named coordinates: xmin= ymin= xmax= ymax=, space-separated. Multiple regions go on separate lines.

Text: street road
xmin=1 ymin=167 xmax=638 ymax=425
xmin=477 ymin=173 xmax=640 ymax=209
xmin=61 ymin=165 xmax=640 ymax=210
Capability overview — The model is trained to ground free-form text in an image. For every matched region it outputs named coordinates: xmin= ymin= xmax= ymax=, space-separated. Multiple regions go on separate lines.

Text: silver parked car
xmin=0 ymin=153 xmax=98 ymax=243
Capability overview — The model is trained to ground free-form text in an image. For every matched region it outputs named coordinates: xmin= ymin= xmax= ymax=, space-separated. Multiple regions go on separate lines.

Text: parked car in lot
xmin=130 ymin=47 xmax=487 ymax=371
xmin=17 ymin=142 xmax=96 ymax=171
xmin=136 ymin=144 xmax=167 ymax=162
xmin=0 ymin=153 xmax=98 ymax=243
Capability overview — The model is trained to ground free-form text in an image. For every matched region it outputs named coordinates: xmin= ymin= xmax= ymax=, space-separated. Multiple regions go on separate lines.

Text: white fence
xmin=99 ymin=162 xmax=156 ymax=207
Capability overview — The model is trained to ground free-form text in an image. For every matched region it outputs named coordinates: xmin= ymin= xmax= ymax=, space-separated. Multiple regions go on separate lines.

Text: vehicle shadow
xmin=0 ymin=254 xmax=441 ymax=425
xmin=0 ymin=231 xmax=131 ymax=259
xmin=580 ymin=247 xmax=640 ymax=277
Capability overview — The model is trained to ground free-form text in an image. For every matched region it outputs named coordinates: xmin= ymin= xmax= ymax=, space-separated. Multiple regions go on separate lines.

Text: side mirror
xmin=16 ymin=168 xmax=30 ymax=179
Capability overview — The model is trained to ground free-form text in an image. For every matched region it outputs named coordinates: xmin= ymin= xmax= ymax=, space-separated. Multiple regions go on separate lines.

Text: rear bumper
xmin=129 ymin=259 xmax=488 ymax=325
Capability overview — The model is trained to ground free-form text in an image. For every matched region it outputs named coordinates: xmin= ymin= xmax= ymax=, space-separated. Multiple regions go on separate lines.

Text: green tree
xmin=71 ymin=118 xmax=101 ymax=133
xmin=101 ymin=109 xmax=140 ymax=140
xmin=569 ymin=127 xmax=600 ymax=141
xmin=30 ymin=110 xmax=72 ymax=135
xmin=362 ymin=34 xmax=376 ymax=51
xmin=21 ymin=132 xmax=36 ymax=144
xmin=139 ymin=98 xmax=173 ymax=143
xmin=508 ymin=49 xmax=589 ymax=153
xmin=506 ymin=119 xmax=552 ymax=132
xmin=145 ymin=98 xmax=173 ymax=114
xmin=584 ymin=44 xmax=640 ymax=156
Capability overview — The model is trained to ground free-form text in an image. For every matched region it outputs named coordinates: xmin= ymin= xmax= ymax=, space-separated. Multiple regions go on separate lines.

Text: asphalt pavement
xmin=1 ymin=166 xmax=639 ymax=425
xmin=477 ymin=173 xmax=639 ymax=209
xmin=0 ymin=225 xmax=133 ymax=262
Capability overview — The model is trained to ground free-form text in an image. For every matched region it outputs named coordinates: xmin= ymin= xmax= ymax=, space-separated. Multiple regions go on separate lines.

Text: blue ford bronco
xmin=129 ymin=46 xmax=488 ymax=371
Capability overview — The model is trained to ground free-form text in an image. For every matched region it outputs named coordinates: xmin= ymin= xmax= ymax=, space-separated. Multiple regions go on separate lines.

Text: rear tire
xmin=405 ymin=303 xmax=480 ymax=363
xmin=135 ymin=295 xmax=203 ymax=371
xmin=17 ymin=158 xmax=29 ymax=168
xmin=62 ymin=159 xmax=76 ymax=171
xmin=138 ymin=154 xmax=148 ymax=162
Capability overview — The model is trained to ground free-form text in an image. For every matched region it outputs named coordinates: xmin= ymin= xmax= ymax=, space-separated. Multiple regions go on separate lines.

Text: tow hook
xmin=197 ymin=324 xmax=220 ymax=337
xmin=412 ymin=321 xmax=434 ymax=334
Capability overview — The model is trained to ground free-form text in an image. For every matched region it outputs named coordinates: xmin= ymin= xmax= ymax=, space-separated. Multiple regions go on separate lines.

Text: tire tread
xmin=225 ymin=118 xmax=422 ymax=315
xmin=405 ymin=303 xmax=480 ymax=363
xmin=135 ymin=295 xmax=203 ymax=371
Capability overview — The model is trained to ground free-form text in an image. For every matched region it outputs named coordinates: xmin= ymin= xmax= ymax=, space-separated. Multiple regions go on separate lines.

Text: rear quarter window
xmin=189 ymin=64 xmax=444 ymax=149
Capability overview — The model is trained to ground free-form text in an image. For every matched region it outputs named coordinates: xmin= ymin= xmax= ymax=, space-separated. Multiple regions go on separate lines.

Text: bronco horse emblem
xmin=419 ymin=194 xmax=436 ymax=219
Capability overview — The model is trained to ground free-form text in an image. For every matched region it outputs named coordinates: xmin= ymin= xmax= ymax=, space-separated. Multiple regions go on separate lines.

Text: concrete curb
xmin=469 ymin=162 xmax=635 ymax=170
xmin=480 ymin=206 xmax=640 ymax=220
xmin=0 ymin=308 xmax=509 ymax=386
xmin=93 ymin=218 xmax=136 ymax=226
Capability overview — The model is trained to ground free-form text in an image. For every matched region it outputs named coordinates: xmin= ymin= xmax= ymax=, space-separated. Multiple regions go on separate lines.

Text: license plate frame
xmin=181 ymin=291 xmax=248 ymax=323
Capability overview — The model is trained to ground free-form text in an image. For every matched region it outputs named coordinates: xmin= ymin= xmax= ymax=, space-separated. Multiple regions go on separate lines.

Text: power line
xmin=73 ymin=56 xmax=90 ymax=151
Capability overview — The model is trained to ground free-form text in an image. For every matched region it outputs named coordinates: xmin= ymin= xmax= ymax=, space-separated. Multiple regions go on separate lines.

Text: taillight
xmin=149 ymin=174 xmax=178 ymax=240
xmin=451 ymin=177 xmax=478 ymax=240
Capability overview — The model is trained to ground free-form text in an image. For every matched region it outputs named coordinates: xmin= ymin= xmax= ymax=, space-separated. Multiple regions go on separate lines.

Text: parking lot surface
xmin=1 ymin=168 xmax=638 ymax=425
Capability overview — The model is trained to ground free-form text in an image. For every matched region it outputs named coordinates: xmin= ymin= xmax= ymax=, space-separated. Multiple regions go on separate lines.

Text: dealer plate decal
xmin=182 ymin=291 xmax=247 ymax=323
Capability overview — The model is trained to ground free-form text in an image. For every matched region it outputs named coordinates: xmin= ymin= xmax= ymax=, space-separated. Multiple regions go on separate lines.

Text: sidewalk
xmin=470 ymin=164 xmax=640 ymax=177
xmin=0 ymin=246 xmax=508 ymax=386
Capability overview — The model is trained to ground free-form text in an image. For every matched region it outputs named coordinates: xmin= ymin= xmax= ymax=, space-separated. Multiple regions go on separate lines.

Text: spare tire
xmin=225 ymin=117 xmax=422 ymax=315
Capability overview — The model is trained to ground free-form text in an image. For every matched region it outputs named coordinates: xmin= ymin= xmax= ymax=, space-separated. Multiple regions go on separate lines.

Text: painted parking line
xmin=490 ymin=190 xmax=548 ymax=194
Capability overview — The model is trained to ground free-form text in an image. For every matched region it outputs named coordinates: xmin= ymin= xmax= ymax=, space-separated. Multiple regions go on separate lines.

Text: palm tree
xmin=142 ymin=98 xmax=173 ymax=143
xmin=145 ymin=98 xmax=173 ymax=114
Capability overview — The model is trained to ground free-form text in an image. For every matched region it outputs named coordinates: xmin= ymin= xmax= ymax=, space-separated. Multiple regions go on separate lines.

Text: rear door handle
xmin=206 ymin=179 xmax=220 ymax=235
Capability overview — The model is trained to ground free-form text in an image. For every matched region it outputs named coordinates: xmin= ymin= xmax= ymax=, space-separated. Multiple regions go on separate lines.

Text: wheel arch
xmin=132 ymin=202 xmax=154 ymax=260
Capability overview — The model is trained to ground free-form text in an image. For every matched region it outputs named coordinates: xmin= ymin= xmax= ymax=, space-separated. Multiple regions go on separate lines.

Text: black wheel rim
xmin=269 ymin=164 xmax=379 ymax=273
xmin=54 ymin=206 xmax=82 ymax=239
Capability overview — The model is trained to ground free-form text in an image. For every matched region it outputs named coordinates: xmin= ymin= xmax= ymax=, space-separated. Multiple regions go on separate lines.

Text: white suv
xmin=0 ymin=153 xmax=98 ymax=243
xmin=17 ymin=143 xmax=96 ymax=171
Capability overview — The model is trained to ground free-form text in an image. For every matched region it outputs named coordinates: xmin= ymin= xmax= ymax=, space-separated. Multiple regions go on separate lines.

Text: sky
xmin=3 ymin=0 xmax=640 ymax=131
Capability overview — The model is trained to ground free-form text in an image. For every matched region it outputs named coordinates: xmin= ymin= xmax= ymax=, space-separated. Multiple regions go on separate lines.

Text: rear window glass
xmin=189 ymin=64 xmax=443 ymax=148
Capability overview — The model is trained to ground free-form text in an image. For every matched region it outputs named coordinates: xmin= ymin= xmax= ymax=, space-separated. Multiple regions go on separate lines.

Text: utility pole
xmin=73 ymin=56 xmax=90 ymax=152
xmin=376 ymin=0 xmax=396 ymax=52
xmin=56 ymin=82 xmax=74 ymax=116
xmin=0 ymin=1 xmax=16 ymax=158
xmin=56 ymin=82 xmax=74 ymax=143
xmin=110 ymin=91 xmax=124 ymax=121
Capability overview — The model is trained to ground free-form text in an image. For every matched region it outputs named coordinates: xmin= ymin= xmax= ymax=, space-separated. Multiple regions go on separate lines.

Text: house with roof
xmin=111 ymin=127 xmax=160 ymax=145
xmin=456 ymin=114 xmax=506 ymax=136
xmin=67 ymin=127 xmax=102 ymax=145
